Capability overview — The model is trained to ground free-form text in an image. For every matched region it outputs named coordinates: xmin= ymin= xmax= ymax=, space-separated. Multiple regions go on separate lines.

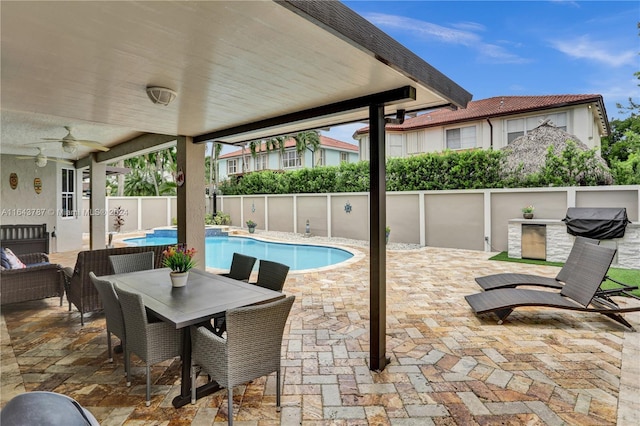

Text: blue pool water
xmin=123 ymin=235 xmax=353 ymax=271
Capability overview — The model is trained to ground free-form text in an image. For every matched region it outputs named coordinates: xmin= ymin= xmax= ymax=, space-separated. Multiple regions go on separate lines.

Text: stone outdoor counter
xmin=508 ymin=218 xmax=639 ymax=269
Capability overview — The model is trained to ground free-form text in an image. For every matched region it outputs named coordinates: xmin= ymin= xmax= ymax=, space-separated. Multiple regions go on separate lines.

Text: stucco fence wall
xmin=84 ymin=185 xmax=639 ymax=261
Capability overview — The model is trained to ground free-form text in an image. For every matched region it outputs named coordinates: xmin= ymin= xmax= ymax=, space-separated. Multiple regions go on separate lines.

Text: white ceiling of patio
xmin=1 ymin=0 xmax=471 ymax=162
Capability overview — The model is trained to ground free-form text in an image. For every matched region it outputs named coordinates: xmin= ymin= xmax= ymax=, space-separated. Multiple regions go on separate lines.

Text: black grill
xmin=562 ymin=207 xmax=631 ymax=240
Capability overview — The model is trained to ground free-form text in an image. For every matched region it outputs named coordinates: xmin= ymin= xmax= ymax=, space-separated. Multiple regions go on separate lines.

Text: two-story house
xmin=354 ymin=94 xmax=610 ymax=159
xmin=218 ymin=135 xmax=359 ymax=180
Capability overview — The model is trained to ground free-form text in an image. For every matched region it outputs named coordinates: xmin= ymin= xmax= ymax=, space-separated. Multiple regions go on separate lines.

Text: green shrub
xmin=216 ymin=145 xmax=613 ymax=195
xmin=205 ymin=211 xmax=231 ymax=225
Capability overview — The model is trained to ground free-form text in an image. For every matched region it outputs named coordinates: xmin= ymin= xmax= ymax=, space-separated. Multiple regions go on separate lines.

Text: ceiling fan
xmin=17 ymin=147 xmax=74 ymax=168
xmin=39 ymin=126 xmax=110 ymax=153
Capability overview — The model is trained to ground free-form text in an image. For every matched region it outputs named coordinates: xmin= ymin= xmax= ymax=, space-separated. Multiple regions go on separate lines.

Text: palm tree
xmin=111 ymin=147 xmax=178 ymax=196
xmin=206 ymin=142 xmax=223 ymax=191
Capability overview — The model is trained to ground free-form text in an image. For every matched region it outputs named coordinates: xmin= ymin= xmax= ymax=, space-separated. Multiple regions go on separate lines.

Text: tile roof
xmin=355 ymin=94 xmax=606 ymax=134
xmin=219 ymin=135 xmax=357 ymax=159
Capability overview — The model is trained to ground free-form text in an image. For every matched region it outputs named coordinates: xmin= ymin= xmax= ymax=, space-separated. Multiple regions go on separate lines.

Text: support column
xmin=89 ymin=154 xmax=107 ymax=250
xmin=176 ymin=136 xmax=206 ymax=270
xmin=369 ymin=104 xmax=387 ymax=371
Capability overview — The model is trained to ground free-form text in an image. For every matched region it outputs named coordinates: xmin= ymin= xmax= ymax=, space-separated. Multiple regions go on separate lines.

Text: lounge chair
xmin=465 ymin=244 xmax=640 ymax=330
xmin=475 ymin=236 xmax=599 ymax=291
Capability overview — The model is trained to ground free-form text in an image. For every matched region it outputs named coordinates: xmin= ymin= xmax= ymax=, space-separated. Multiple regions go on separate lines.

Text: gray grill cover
xmin=562 ymin=207 xmax=630 ymax=240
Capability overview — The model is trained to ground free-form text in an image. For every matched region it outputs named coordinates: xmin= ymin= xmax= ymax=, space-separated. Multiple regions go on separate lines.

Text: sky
xmin=321 ymin=0 xmax=639 ymax=144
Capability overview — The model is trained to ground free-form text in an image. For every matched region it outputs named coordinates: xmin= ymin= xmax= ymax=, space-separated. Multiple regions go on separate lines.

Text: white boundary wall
xmin=85 ymin=185 xmax=639 ymax=259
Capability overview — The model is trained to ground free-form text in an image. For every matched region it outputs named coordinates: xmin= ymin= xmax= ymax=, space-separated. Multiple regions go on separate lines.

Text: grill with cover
xmin=562 ymin=207 xmax=631 ymax=240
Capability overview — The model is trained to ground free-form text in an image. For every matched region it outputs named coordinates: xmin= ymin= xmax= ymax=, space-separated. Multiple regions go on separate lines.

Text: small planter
xmin=170 ymin=271 xmax=189 ymax=288
xmin=523 ymin=213 xmax=534 ymax=219
xmin=248 ymin=226 xmax=256 ymax=234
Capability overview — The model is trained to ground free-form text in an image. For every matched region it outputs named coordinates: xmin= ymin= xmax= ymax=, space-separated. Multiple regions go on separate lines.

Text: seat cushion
xmin=1 ymin=248 xmax=11 ymax=269
xmin=25 ymin=262 xmax=51 ymax=268
xmin=3 ymin=248 xmax=25 ymax=269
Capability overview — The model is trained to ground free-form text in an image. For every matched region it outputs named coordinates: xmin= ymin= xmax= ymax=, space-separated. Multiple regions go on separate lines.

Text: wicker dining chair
xmin=89 ymin=272 xmax=127 ymax=367
xmin=220 ymin=252 xmax=257 ymax=282
xmin=211 ymin=253 xmax=258 ymax=333
xmin=190 ymin=295 xmax=295 ymax=426
xmin=254 ymin=260 xmax=290 ymax=292
xmin=114 ymin=285 xmax=182 ymax=406
xmin=109 ymin=251 xmax=154 ymax=274
xmin=213 ymin=259 xmax=289 ymax=337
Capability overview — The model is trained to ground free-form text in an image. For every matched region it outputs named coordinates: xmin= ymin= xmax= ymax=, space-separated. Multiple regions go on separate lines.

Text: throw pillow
xmin=1 ymin=248 xmax=12 ymax=270
xmin=4 ymin=248 xmax=26 ymax=269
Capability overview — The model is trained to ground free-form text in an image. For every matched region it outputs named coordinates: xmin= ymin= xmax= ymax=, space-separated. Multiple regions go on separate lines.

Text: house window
xmin=388 ymin=134 xmax=403 ymax=157
xmin=316 ymin=149 xmax=326 ymax=166
xmin=340 ymin=152 xmax=350 ymax=163
xmin=406 ymin=132 xmax=419 ymax=154
xmin=446 ymin=126 xmax=476 ymax=150
xmin=61 ymin=168 xmax=75 ymax=218
xmin=282 ymin=150 xmax=301 ymax=168
xmin=507 ymin=119 xmax=525 ymax=144
xmin=507 ymin=112 xmax=567 ymax=143
xmin=242 ymin=155 xmax=251 ymax=172
xmin=255 ymin=154 xmax=268 ymax=171
xmin=227 ymin=159 xmax=237 ymax=175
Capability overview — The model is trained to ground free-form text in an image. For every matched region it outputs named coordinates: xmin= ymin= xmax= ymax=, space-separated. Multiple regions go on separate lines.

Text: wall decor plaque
xmin=34 ymin=177 xmax=42 ymax=194
xmin=9 ymin=173 xmax=18 ymax=189
xmin=176 ymin=169 xmax=185 ymax=186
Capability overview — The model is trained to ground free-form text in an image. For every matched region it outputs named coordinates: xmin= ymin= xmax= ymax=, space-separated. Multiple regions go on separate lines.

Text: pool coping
xmin=121 ymin=227 xmax=365 ymax=274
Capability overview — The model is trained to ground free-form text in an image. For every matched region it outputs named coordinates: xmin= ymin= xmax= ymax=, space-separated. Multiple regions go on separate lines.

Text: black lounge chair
xmin=465 ymin=244 xmax=640 ymax=330
xmin=475 ymin=236 xmax=599 ymax=291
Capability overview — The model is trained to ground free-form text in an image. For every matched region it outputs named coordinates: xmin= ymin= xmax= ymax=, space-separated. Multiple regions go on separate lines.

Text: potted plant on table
xmin=162 ymin=245 xmax=196 ymax=287
xmin=246 ymin=220 xmax=257 ymax=234
xmin=385 ymin=226 xmax=391 ymax=244
xmin=522 ymin=205 xmax=535 ymax=219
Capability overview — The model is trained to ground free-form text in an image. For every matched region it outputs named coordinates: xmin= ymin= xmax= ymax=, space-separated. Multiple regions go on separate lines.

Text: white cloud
xmin=364 ymin=12 xmax=529 ymax=64
xmin=550 ymin=36 xmax=636 ymax=67
xmin=366 ymin=13 xmax=478 ymax=45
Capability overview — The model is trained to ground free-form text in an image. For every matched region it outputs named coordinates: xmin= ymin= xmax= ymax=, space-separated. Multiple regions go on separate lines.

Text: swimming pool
xmin=123 ymin=235 xmax=353 ymax=271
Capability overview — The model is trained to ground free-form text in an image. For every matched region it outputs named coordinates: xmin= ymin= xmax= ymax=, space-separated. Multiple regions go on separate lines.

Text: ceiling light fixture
xmin=35 ymin=155 xmax=47 ymax=168
xmin=62 ymin=142 xmax=78 ymax=154
xmin=146 ymin=86 xmax=177 ymax=106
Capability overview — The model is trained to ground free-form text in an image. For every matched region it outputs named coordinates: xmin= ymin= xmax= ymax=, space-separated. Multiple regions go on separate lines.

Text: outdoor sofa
xmin=63 ymin=245 xmax=172 ymax=325
xmin=1 ymin=252 xmax=64 ymax=306
xmin=1 ymin=224 xmax=50 ymax=255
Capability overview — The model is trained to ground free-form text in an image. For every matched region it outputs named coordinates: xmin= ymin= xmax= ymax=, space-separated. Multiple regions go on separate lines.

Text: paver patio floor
xmin=1 ymin=238 xmax=638 ymax=425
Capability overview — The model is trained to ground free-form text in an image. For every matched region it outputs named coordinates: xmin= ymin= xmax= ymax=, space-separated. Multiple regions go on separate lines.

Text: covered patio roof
xmin=1 ymin=0 xmax=472 ymax=373
xmin=1 ymin=0 xmax=470 ymax=158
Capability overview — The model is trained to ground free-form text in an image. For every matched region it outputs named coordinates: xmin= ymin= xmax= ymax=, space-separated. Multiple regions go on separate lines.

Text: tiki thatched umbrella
xmin=501 ymin=119 xmax=612 ymax=184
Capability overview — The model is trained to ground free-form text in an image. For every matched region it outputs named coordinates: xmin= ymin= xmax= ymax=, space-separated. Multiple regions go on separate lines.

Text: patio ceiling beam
xmin=193 ymin=86 xmax=416 ymax=144
xmin=75 ymin=133 xmax=177 ymax=169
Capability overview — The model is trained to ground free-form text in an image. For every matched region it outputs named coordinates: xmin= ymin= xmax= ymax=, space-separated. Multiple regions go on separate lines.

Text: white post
xmin=419 ymin=192 xmax=426 ymax=246
xmin=327 ymin=194 xmax=332 ymax=238
xmin=293 ymin=195 xmax=298 ymax=233
xmin=264 ymin=195 xmax=269 ymax=231
xmin=483 ymin=190 xmax=492 ymax=251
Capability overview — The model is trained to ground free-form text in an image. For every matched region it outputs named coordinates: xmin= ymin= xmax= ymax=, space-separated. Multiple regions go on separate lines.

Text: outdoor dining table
xmin=100 ymin=267 xmax=284 ymax=408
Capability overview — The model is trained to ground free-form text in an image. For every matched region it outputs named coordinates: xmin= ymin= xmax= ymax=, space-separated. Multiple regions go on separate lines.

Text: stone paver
xmin=1 ymin=231 xmax=637 ymax=425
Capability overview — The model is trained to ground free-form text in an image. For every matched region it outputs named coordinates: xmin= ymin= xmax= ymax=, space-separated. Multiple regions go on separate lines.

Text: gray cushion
xmin=0 ymin=391 xmax=99 ymax=426
xmin=1 ymin=248 xmax=11 ymax=269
